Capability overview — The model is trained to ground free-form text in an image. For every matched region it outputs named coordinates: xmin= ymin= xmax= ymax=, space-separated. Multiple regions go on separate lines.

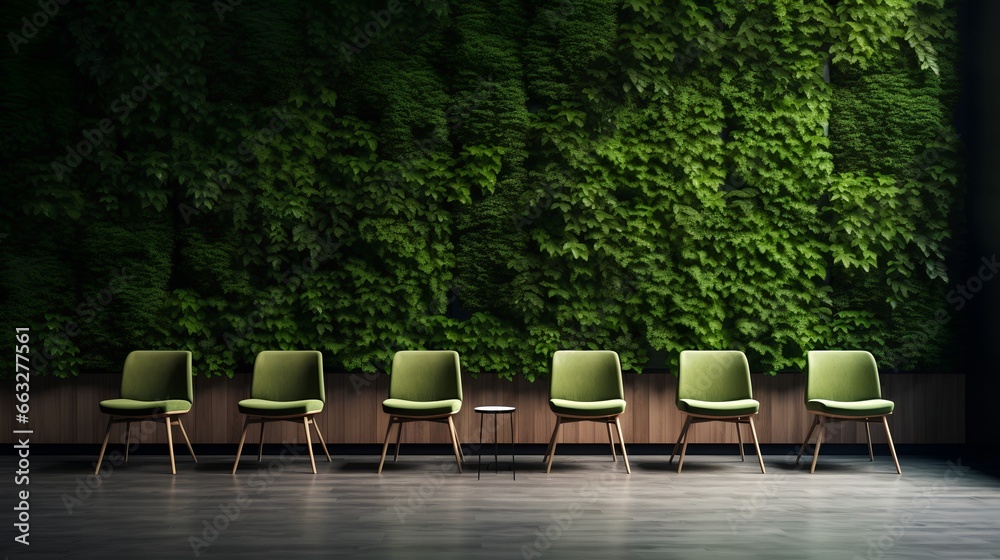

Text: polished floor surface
xmin=3 ymin=451 xmax=999 ymax=559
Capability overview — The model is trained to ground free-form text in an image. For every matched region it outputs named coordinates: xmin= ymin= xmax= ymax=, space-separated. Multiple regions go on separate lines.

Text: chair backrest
xmin=389 ymin=350 xmax=462 ymax=402
xmin=121 ymin=350 xmax=193 ymax=403
xmin=251 ymin=350 xmax=325 ymax=402
xmin=677 ymin=350 xmax=752 ymax=403
xmin=550 ymin=350 xmax=624 ymax=402
xmin=806 ymin=350 xmax=882 ymax=402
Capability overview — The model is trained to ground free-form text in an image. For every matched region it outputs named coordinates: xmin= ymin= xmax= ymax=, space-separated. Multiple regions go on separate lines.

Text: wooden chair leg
xmin=447 ymin=416 xmax=463 ymax=473
xmin=377 ymin=418 xmax=396 ymax=474
xmin=176 ymin=418 xmax=198 ymax=462
xmin=678 ymin=425 xmax=691 ymax=474
xmin=607 ymin=422 xmax=618 ymax=463
xmin=452 ymin=420 xmax=465 ymax=463
xmin=796 ymin=416 xmax=820 ymax=464
xmin=614 ymin=417 xmax=631 ymax=474
xmin=748 ymin=416 xmax=765 ymax=474
xmin=546 ymin=418 xmax=563 ymax=474
xmin=165 ymin=415 xmax=177 ymax=475
xmin=393 ymin=421 xmax=404 ymax=462
xmin=310 ymin=418 xmax=332 ymax=462
xmin=809 ymin=416 xmax=826 ymax=473
xmin=303 ymin=417 xmax=317 ymax=474
xmin=670 ymin=416 xmax=692 ymax=466
xmin=736 ymin=420 xmax=745 ymax=461
xmin=95 ymin=418 xmax=114 ymax=474
xmin=232 ymin=418 xmax=251 ymax=474
xmin=257 ymin=421 xmax=266 ymax=462
xmin=543 ymin=418 xmax=560 ymax=463
xmin=882 ymin=416 xmax=901 ymax=474
xmin=865 ymin=420 xmax=874 ymax=462
xmin=124 ymin=421 xmax=132 ymax=464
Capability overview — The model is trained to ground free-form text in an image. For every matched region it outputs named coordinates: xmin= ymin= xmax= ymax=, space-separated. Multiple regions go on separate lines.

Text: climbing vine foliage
xmin=0 ymin=0 xmax=962 ymax=378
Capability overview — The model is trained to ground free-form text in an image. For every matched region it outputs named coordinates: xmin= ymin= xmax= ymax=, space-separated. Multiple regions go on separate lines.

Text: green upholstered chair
xmin=95 ymin=350 xmax=197 ymax=475
xmin=669 ymin=350 xmax=765 ymax=474
xmin=378 ymin=350 xmax=464 ymax=474
xmin=795 ymin=350 xmax=901 ymax=474
xmin=544 ymin=350 xmax=630 ymax=474
xmin=232 ymin=350 xmax=331 ymax=474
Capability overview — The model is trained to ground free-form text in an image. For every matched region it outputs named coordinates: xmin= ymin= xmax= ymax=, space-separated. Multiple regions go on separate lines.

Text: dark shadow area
xmin=961 ymin=0 xmax=1000 ymax=471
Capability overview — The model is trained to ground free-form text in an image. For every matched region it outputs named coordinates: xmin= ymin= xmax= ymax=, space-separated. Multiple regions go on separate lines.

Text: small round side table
xmin=474 ymin=406 xmax=516 ymax=480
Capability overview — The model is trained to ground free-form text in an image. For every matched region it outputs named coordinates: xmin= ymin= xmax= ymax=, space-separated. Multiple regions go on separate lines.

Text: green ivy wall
xmin=0 ymin=0 xmax=964 ymax=379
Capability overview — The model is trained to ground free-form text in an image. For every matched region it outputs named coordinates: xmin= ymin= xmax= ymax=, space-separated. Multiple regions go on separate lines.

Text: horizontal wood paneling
xmin=0 ymin=372 xmax=964 ymax=445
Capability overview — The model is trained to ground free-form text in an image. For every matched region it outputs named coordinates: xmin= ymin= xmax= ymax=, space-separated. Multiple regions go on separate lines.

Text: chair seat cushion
xmin=383 ymin=398 xmax=462 ymax=417
xmin=806 ymin=398 xmax=894 ymax=417
xmin=100 ymin=398 xmax=191 ymax=416
xmin=549 ymin=398 xmax=626 ymax=417
xmin=238 ymin=398 xmax=324 ymax=417
xmin=677 ymin=398 xmax=759 ymax=417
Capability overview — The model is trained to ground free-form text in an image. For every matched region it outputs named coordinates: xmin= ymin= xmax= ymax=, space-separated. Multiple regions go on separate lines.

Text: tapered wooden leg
xmin=669 ymin=425 xmax=684 ymax=462
xmin=543 ymin=418 xmax=560 ymax=463
xmin=377 ymin=419 xmax=396 ymax=474
xmin=865 ymin=420 xmax=874 ymax=462
xmin=809 ymin=416 xmax=826 ymax=473
xmin=883 ymin=416 xmax=901 ymax=474
xmin=393 ymin=421 xmax=404 ymax=462
xmin=796 ymin=416 xmax=821 ymax=464
xmin=748 ymin=416 xmax=765 ymax=474
xmin=736 ymin=420 xmax=745 ymax=461
xmin=546 ymin=418 xmax=563 ymax=474
xmin=607 ymin=422 xmax=618 ymax=462
xmin=165 ymin=415 xmax=177 ymax=475
xmin=303 ymin=417 xmax=317 ymax=474
xmin=124 ymin=421 xmax=132 ymax=464
xmin=95 ymin=418 xmax=114 ymax=474
xmin=447 ymin=416 xmax=463 ymax=473
xmin=232 ymin=418 xmax=251 ymax=474
xmin=678 ymin=429 xmax=691 ymax=474
xmin=614 ymin=417 xmax=631 ymax=474
xmin=257 ymin=421 xmax=265 ymax=462
xmin=670 ymin=416 xmax=692 ymax=466
xmin=176 ymin=418 xmax=198 ymax=462
xmin=311 ymin=419 xmax=332 ymax=462
xmin=457 ymin=433 xmax=465 ymax=462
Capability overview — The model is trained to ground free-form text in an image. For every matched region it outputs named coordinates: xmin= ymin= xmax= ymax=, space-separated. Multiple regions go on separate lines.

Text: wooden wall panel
xmin=0 ymin=372 xmax=965 ymax=445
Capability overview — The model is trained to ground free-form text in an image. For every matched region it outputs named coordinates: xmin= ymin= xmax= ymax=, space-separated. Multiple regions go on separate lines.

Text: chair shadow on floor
xmin=633 ymin=460 xmax=735 ymax=473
